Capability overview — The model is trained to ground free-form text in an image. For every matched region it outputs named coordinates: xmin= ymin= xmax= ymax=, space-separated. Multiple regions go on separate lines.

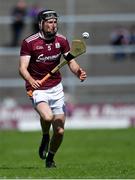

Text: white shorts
xmin=31 ymin=83 xmax=65 ymax=115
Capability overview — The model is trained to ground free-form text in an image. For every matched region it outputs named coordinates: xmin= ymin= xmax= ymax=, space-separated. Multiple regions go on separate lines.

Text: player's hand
xmin=29 ymin=79 xmax=42 ymax=89
xmin=77 ymin=68 xmax=87 ymax=81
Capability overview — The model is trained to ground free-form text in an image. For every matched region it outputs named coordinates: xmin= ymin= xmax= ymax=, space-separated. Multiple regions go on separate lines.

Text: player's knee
xmin=46 ymin=114 xmax=54 ymax=122
xmin=56 ymin=127 xmax=64 ymax=136
xmin=41 ymin=113 xmax=53 ymax=122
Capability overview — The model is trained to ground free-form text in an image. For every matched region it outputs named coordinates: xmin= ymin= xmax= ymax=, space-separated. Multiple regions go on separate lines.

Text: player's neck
xmin=39 ymin=31 xmax=55 ymax=42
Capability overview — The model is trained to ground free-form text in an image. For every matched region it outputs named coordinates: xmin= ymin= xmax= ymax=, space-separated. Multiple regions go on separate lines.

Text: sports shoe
xmin=39 ymin=134 xmax=50 ymax=160
xmin=46 ymin=160 xmax=56 ymax=168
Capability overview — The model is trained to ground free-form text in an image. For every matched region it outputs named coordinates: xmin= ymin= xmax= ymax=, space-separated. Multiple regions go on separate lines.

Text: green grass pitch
xmin=0 ymin=128 xmax=135 ymax=179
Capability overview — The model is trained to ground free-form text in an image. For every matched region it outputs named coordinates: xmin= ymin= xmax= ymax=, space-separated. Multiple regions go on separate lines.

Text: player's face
xmin=43 ymin=18 xmax=58 ymax=34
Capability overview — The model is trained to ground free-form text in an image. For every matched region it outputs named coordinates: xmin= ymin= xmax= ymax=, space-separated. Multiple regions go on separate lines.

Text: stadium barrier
xmin=0 ymin=100 xmax=135 ymax=131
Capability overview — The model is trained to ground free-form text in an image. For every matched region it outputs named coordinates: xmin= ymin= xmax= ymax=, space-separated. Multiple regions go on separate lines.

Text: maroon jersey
xmin=20 ymin=32 xmax=70 ymax=90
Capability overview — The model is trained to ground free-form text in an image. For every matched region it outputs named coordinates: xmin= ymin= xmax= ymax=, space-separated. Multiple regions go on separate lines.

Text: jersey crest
xmin=55 ymin=42 xmax=60 ymax=48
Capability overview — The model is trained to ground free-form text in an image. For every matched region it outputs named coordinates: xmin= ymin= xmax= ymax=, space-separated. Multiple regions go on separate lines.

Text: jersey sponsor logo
xmin=36 ymin=53 xmax=61 ymax=62
xmin=55 ymin=42 xmax=60 ymax=48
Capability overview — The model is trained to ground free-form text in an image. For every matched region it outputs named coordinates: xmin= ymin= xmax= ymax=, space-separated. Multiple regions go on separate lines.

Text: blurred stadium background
xmin=0 ymin=0 xmax=135 ymax=130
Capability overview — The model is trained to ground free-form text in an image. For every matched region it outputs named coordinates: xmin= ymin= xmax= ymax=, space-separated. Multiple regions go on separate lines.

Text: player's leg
xmin=50 ymin=114 xmax=65 ymax=152
xmin=38 ymin=117 xmax=51 ymax=159
xmin=45 ymin=84 xmax=66 ymax=168
xmin=35 ymin=102 xmax=53 ymax=159
xmin=46 ymin=114 xmax=65 ymax=168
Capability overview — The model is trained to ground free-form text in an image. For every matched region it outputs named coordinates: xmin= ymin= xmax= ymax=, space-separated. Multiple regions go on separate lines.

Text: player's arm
xmin=67 ymin=59 xmax=87 ymax=81
xmin=19 ymin=55 xmax=41 ymax=89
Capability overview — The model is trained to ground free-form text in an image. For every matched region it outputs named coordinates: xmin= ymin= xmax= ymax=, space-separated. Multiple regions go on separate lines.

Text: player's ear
xmin=39 ymin=20 xmax=43 ymax=30
xmin=39 ymin=22 xmax=41 ymax=30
